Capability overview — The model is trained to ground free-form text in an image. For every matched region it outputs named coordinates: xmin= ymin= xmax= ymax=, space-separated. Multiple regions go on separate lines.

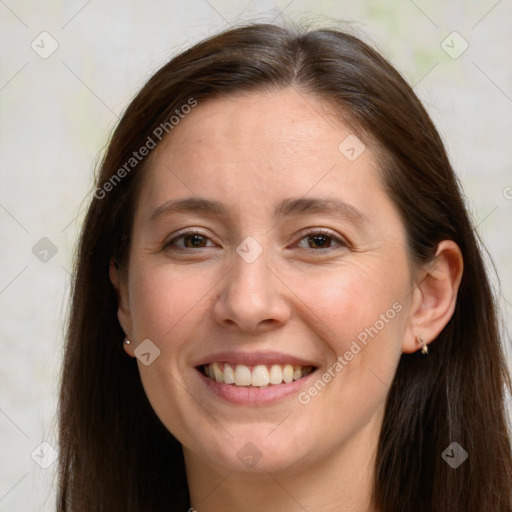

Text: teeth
xmin=202 ymin=362 xmax=314 ymax=387
xmin=251 ymin=365 xmax=269 ymax=387
xmin=282 ymin=364 xmax=294 ymax=383
xmin=212 ymin=362 xmax=223 ymax=382
xmin=234 ymin=364 xmax=252 ymax=386
xmin=223 ymin=363 xmax=235 ymax=384
xmin=269 ymin=365 xmax=283 ymax=385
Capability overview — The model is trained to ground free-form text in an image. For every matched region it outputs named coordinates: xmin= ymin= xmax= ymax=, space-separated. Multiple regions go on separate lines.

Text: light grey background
xmin=1 ymin=1 xmax=511 ymax=510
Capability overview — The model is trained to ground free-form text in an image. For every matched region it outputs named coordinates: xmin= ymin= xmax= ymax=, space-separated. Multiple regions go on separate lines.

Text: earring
xmin=124 ymin=339 xmax=131 ymax=345
xmin=417 ymin=336 xmax=428 ymax=354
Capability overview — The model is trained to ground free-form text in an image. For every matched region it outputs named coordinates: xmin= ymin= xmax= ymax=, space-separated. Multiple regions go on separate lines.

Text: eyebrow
xmin=148 ymin=196 xmax=368 ymax=225
xmin=148 ymin=197 xmax=225 ymax=223
xmin=275 ymin=197 xmax=367 ymax=224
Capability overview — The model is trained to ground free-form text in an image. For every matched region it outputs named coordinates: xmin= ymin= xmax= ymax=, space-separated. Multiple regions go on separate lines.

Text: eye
xmin=164 ymin=231 xmax=215 ymax=250
xmin=163 ymin=229 xmax=347 ymax=252
xmin=295 ymin=229 xmax=347 ymax=251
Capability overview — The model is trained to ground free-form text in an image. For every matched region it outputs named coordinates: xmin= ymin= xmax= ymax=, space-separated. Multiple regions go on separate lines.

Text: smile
xmin=200 ymin=362 xmax=315 ymax=387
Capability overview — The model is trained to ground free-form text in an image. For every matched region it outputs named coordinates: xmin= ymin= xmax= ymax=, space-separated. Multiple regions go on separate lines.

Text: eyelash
xmin=163 ymin=228 xmax=348 ymax=253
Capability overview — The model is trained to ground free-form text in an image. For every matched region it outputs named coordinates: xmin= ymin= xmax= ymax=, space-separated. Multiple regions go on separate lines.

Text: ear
xmin=402 ymin=240 xmax=463 ymax=354
xmin=109 ymin=257 xmax=135 ymax=357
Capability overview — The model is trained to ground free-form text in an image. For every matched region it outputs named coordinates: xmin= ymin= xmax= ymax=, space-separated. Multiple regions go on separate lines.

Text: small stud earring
xmin=417 ymin=336 xmax=428 ymax=354
xmin=124 ymin=339 xmax=131 ymax=345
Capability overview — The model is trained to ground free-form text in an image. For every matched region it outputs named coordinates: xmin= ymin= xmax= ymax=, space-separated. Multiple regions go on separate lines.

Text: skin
xmin=110 ymin=88 xmax=463 ymax=512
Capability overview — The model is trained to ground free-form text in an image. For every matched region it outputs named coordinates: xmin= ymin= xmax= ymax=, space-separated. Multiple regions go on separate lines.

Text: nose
xmin=212 ymin=249 xmax=291 ymax=334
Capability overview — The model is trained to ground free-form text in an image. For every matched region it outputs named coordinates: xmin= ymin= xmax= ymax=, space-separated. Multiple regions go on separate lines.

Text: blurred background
xmin=1 ymin=0 xmax=511 ymax=510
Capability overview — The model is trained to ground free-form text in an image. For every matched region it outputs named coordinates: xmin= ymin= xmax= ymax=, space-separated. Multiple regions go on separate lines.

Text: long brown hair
xmin=57 ymin=23 xmax=512 ymax=511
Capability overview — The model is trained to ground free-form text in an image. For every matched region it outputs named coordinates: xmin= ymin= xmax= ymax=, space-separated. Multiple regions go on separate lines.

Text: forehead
xmin=136 ymin=88 xmax=384 ymax=220
xmin=160 ymin=88 xmax=355 ymax=157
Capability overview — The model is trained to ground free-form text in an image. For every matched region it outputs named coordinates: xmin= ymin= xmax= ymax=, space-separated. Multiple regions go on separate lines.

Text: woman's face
xmin=116 ymin=88 xmax=418 ymax=474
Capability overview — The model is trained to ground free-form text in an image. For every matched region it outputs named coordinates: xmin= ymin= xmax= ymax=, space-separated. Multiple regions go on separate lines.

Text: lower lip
xmin=196 ymin=368 xmax=318 ymax=405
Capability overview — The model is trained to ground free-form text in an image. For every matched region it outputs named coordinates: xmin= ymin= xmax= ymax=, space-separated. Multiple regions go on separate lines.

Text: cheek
xmin=126 ymin=262 xmax=216 ymax=439
xmin=292 ymin=266 xmax=407 ymax=433
xmin=128 ymin=261 xmax=210 ymax=342
xmin=294 ymin=261 xmax=407 ymax=353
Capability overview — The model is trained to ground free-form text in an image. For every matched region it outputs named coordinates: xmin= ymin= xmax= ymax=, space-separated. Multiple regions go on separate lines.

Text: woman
xmin=57 ymin=23 xmax=512 ymax=511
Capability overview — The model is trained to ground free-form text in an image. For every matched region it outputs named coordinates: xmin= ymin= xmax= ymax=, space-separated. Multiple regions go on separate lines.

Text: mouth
xmin=197 ymin=362 xmax=316 ymax=387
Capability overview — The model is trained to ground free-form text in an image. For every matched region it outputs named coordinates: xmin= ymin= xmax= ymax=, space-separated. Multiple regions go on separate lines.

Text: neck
xmin=184 ymin=410 xmax=382 ymax=512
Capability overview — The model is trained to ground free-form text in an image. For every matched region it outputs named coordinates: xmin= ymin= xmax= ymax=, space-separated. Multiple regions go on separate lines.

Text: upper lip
xmin=192 ymin=350 xmax=319 ymax=368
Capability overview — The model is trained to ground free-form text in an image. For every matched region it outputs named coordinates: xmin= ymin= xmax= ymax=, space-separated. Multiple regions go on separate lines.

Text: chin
xmin=191 ymin=426 xmax=314 ymax=474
